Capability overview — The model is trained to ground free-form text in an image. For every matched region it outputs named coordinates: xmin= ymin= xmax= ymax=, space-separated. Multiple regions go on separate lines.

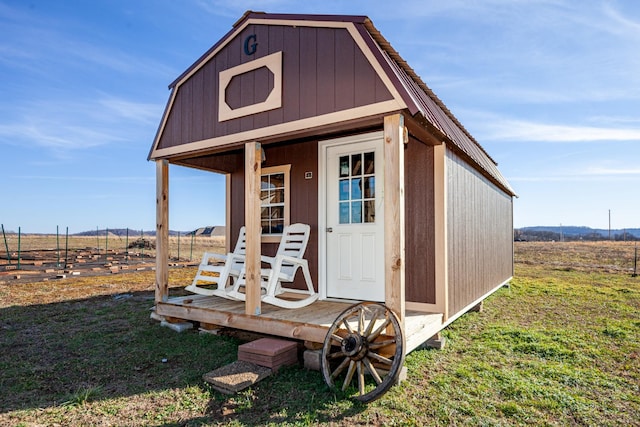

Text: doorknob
xmin=326 ymin=227 xmax=333 ymax=233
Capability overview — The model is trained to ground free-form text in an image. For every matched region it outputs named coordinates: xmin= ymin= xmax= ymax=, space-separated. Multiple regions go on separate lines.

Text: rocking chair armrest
xmin=260 ymin=255 xmax=276 ymax=265
xmin=273 ymin=254 xmax=308 ymax=268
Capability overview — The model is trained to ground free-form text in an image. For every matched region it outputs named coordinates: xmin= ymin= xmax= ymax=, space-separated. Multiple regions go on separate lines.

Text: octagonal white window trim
xmin=218 ymin=51 xmax=282 ymax=122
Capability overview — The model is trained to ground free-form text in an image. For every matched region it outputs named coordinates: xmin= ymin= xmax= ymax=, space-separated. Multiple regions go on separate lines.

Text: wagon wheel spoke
xmin=357 ymin=361 xmax=366 ymax=396
xmin=369 ymin=338 xmax=396 ymax=349
xmin=363 ymin=356 xmax=383 ymax=385
xmin=362 ymin=306 xmax=381 ymax=337
xmin=330 ymin=333 xmax=344 ymax=344
xmin=341 ymin=318 xmax=355 ymax=334
xmin=342 ymin=360 xmax=357 ymax=391
xmin=367 ymin=351 xmax=392 ymax=366
xmin=321 ymin=302 xmax=405 ymax=403
xmin=327 ymin=350 xmax=347 ymax=360
xmin=368 ymin=316 xmax=391 ymax=342
xmin=330 ymin=356 xmax=351 ymax=381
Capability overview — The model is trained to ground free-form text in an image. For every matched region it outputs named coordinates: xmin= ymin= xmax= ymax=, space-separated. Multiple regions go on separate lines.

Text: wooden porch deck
xmin=156 ymin=295 xmax=443 ymax=354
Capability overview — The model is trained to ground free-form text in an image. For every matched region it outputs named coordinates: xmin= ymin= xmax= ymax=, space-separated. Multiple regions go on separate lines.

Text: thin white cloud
xmin=583 ymin=167 xmax=640 ymax=176
xmin=0 ymin=95 xmax=161 ymax=157
xmin=98 ymin=96 xmax=162 ymax=125
xmin=509 ymin=164 xmax=640 ymax=182
xmin=466 ymin=112 xmax=640 ymax=143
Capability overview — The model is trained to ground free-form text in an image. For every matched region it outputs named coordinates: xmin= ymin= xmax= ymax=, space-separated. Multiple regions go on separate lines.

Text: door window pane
xmin=364 ymin=200 xmax=375 ymax=223
xmin=351 ymin=153 xmax=362 ymax=175
xmin=339 ymin=179 xmax=349 ymax=201
xmin=364 ymin=152 xmax=375 ymax=174
xmin=350 ymin=178 xmax=362 ymax=199
xmin=351 ymin=201 xmax=362 ymax=223
xmin=363 ymin=176 xmax=375 ymax=198
xmin=339 ymin=202 xmax=350 ymax=224
xmin=339 ymin=156 xmax=349 ymax=178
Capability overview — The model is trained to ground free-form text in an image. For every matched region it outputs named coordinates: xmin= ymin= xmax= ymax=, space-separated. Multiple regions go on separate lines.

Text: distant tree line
xmin=515 ymin=229 xmax=639 ymax=242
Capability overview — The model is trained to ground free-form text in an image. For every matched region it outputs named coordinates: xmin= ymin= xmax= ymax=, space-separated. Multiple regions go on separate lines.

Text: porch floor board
xmin=156 ymin=294 xmax=443 ymax=353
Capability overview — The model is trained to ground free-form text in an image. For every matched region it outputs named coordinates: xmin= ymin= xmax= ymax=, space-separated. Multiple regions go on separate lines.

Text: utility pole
xmin=608 ymin=209 xmax=611 ymax=240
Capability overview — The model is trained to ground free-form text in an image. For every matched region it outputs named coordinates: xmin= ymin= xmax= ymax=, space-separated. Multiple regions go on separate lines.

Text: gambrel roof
xmin=149 ymin=11 xmax=515 ymax=196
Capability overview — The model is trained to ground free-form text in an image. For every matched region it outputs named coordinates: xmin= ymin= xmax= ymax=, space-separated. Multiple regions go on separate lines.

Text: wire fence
xmin=1 ymin=224 xmax=226 ymax=271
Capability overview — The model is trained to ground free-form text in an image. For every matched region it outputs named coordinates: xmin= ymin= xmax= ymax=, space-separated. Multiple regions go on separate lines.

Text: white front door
xmin=323 ymin=133 xmax=385 ymax=301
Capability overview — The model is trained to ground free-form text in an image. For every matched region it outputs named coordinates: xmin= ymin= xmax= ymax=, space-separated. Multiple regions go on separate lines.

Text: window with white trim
xmin=261 ymin=165 xmax=290 ymax=241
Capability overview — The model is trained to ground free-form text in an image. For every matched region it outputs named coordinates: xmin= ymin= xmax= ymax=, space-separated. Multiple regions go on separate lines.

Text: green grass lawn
xmin=0 ymin=242 xmax=638 ymax=426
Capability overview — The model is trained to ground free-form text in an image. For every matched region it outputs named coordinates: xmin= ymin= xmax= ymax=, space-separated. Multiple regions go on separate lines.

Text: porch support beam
xmin=244 ymin=142 xmax=262 ymax=316
xmin=383 ymin=114 xmax=406 ymax=326
xmin=155 ymin=159 xmax=169 ymax=304
xmin=434 ymin=143 xmax=449 ymax=320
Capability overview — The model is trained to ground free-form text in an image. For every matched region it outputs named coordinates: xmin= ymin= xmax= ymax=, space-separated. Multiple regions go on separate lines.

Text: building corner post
xmin=433 ymin=143 xmax=448 ymax=320
xmin=383 ymin=114 xmax=406 ymax=327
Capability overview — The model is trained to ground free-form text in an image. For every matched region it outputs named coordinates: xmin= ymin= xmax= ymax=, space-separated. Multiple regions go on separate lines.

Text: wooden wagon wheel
xmin=321 ymin=302 xmax=405 ymax=403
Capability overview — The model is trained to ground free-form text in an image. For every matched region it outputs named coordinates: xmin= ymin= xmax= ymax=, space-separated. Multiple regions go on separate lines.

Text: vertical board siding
xmin=404 ymin=138 xmax=436 ymax=303
xmin=316 ymin=28 xmax=336 ymax=115
xmin=157 ymin=26 xmax=393 ymax=151
xmin=446 ymin=149 xmax=513 ymax=316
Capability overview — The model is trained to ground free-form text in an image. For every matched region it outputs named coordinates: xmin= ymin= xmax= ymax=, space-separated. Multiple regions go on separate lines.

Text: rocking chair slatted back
xmin=275 ymin=223 xmax=310 ymax=279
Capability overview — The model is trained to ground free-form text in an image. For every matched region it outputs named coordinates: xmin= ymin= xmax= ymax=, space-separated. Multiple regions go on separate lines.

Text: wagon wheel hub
xmin=341 ymin=334 xmax=368 ymax=360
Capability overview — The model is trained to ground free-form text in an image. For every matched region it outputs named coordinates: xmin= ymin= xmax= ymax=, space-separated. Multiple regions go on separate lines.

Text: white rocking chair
xmin=226 ymin=223 xmax=318 ymax=309
xmin=185 ymin=227 xmax=246 ymax=297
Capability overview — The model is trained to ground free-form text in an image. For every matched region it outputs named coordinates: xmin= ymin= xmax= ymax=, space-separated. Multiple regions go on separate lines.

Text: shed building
xmin=149 ymin=11 xmax=516 ymax=353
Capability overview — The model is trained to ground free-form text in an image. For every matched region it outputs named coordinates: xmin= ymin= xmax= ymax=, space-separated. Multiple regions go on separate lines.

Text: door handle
xmin=326 ymin=227 xmax=333 ymax=233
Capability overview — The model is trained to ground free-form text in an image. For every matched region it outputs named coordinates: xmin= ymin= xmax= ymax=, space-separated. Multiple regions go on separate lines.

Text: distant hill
xmin=72 ymin=227 xmax=226 ymax=237
xmin=516 ymin=226 xmax=640 ymax=241
xmin=72 ymin=228 xmax=182 ymax=237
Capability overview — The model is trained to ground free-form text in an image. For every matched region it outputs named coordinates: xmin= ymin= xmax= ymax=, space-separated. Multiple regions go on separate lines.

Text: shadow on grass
xmin=0 ymin=290 xmax=366 ymax=424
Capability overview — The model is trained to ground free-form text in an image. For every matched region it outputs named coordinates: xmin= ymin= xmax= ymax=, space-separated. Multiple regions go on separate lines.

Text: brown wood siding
xmin=404 ymin=138 xmax=436 ymax=303
xmin=446 ymin=149 xmax=514 ymax=316
xmin=229 ymin=139 xmax=319 ymax=290
xmin=156 ymin=25 xmax=393 ymax=151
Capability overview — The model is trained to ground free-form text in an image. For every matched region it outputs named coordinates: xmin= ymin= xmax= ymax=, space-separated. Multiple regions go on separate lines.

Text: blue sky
xmin=1 ymin=0 xmax=639 ymax=233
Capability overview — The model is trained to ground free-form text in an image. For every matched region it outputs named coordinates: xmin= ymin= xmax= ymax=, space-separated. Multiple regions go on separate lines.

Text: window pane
xmin=363 ymin=176 xmax=375 ymax=199
xmin=270 ymin=220 xmax=284 ymax=234
xmin=270 ymin=206 xmax=283 ymax=219
xmin=351 ymin=178 xmax=362 ymax=200
xmin=339 ymin=156 xmax=349 ymax=177
xmin=351 ymin=153 xmax=362 ymax=176
xmin=364 ymin=200 xmax=375 ymax=223
xmin=351 ymin=201 xmax=362 ymax=223
xmin=339 ymin=202 xmax=350 ymax=224
xmin=270 ymin=173 xmax=284 ymax=188
xmin=273 ymin=189 xmax=284 ymax=203
xmin=261 ymin=221 xmax=271 ymax=234
xmin=261 ymin=190 xmax=271 ymax=206
xmin=261 ymin=175 xmax=270 ymax=190
xmin=339 ymin=179 xmax=349 ymax=201
xmin=364 ymin=152 xmax=375 ymax=174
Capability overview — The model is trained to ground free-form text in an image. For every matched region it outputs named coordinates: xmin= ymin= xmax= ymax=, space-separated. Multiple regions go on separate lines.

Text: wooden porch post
xmin=155 ymin=159 xmax=169 ymax=304
xmin=383 ymin=114 xmax=406 ymax=326
xmin=244 ymin=142 xmax=262 ymax=316
xmin=433 ymin=143 xmax=449 ymax=320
